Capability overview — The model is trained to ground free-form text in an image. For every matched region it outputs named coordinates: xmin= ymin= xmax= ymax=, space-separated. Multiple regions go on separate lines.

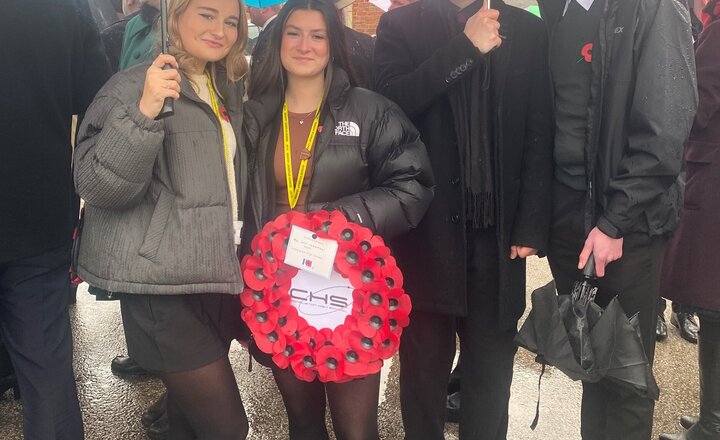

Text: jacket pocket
xmin=138 ymin=189 xmax=173 ymax=261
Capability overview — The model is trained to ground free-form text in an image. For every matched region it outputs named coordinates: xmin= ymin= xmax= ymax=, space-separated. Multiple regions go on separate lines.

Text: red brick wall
xmin=351 ymin=0 xmax=384 ymax=35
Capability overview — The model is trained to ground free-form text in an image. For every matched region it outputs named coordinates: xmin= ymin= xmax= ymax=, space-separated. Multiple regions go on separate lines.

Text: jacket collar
xmin=244 ymin=66 xmax=353 ymax=136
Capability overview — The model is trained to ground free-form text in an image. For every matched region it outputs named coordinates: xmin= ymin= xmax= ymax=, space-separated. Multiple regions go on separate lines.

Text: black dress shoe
xmin=111 ymin=355 xmax=149 ymax=376
xmin=681 ymin=415 xmax=699 ymax=430
xmin=672 ymin=312 xmax=699 ymax=344
xmin=146 ymin=411 xmax=169 ymax=440
xmin=446 ymin=392 xmax=460 ymax=424
xmin=0 ymin=375 xmax=20 ymax=400
xmin=141 ymin=392 xmax=168 ymax=428
xmin=657 ymin=315 xmax=669 ymax=341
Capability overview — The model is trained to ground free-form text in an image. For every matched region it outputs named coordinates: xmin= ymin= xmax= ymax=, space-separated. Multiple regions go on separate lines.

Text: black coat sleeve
xmin=323 ymin=102 xmax=435 ymax=239
xmin=509 ymin=23 xmax=554 ymax=253
xmin=373 ymin=9 xmax=484 ymax=119
xmin=598 ymin=0 xmax=697 ymax=237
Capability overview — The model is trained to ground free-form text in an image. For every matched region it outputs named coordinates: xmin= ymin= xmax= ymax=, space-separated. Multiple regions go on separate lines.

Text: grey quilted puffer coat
xmin=74 ymin=63 xmax=248 ymax=295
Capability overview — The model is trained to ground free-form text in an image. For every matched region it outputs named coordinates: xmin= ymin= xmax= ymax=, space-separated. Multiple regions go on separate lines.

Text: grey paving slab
xmin=0 ymin=256 xmax=701 ymax=439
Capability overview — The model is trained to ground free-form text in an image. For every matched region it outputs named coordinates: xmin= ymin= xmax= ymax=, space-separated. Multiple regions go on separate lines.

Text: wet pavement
xmin=0 ymin=257 xmax=701 ymax=439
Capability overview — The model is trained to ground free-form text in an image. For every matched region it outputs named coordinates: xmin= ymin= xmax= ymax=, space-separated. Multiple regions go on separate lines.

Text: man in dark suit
xmin=248 ymin=3 xmax=283 ymax=61
xmin=0 ymin=0 xmax=110 ymax=437
xmin=373 ymin=1 xmax=553 ymax=438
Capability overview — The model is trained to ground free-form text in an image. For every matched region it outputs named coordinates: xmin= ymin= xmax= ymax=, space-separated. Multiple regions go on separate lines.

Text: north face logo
xmin=334 ymin=121 xmax=360 ymax=137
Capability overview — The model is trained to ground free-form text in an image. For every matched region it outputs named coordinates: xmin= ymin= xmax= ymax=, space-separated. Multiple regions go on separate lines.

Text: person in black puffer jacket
xmin=244 ymin=0 xmax=434 ymax=437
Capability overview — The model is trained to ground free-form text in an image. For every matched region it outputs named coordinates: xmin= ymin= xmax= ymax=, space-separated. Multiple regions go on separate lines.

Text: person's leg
xmin=271 ymin=364 xmax=330 ymax=440
xmin=458 ymin=227 xmax=517 ymax=440
xmin=586 ymin=233 xmax=662 ymax=440
xmin=400 ymin=309 xmax=457 ymax=440
xmin=326 ymin=372 xmax=381 ymax=440
xmin=160 ymin=356 xmax=248 ymax=440
xmin=684 ymin=313 xmax=720 ymax=438
xmin=547 ymin=181 xmax=609 ymax=440
xmin=0 ymin=245 xmax=83 ymax=440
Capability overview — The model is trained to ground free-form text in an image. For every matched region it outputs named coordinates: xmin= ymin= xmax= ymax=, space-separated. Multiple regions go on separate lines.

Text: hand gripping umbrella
xmin=515 ymin=255 xmax=659 ymax=429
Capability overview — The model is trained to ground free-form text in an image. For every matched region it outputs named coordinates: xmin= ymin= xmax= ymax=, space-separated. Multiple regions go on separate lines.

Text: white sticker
xmin=234 ymin=221 xmax=244 ymax=246
xmin=284 ymin=225 xmax=338 ymax=279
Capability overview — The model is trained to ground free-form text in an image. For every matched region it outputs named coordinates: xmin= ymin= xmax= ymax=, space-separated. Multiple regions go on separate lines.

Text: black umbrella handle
xmin=156 ymin=65 xmax=175 ymax=120
xmin=155 ymin=0 xmax=174 ymax=120
xmin=583 ymin=254 xmax=597 ymax=279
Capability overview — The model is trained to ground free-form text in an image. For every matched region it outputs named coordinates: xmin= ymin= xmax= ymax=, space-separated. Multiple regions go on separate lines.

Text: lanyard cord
xmin=282 ymin=100 xmax=321 ymax=209
xmin=205 ymin=73 xmax=229 ymax=166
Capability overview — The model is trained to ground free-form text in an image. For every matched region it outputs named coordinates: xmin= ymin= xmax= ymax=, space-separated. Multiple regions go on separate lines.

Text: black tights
xmin=160 ymin=356 xmax=248 ymax=440
xmin=271 ymin=365 xmax=381 ymax=440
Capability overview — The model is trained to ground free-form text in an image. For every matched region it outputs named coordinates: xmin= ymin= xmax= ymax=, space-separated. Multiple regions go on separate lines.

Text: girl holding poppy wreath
xmin=74 ymin=0 xmax=251 ymax=437
xmin=243 ymin=0 xmax=434 ymax=437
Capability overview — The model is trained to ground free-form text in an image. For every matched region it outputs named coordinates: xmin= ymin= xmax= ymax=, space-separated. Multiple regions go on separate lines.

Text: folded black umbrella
xmin=515 ymin=257 xmax=659 ymax=427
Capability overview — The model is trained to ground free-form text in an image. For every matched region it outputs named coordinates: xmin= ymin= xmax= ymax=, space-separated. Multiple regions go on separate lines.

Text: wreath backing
xmin=240 ymin=210 xmax=412 ymax=383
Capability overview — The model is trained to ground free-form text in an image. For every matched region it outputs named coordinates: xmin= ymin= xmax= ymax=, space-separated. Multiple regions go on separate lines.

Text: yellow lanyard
xmin=205 ymin=73 xmax=229 ymax=165
xmin=282 ymin=101 xmax=321 ymax=209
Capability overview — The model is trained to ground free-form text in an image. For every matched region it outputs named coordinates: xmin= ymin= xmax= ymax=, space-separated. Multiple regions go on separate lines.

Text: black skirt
xmin=119 ymin=292 xmax=249 ymax=373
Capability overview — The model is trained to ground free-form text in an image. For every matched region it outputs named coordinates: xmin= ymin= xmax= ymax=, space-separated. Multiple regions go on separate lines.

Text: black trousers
xmin=400 ymin=228 xmax=518 ymax=440
xmin=0 ymin=246 xmax=83 ymax=439
xmin=548 ymin=182 xmax=665 ymax=440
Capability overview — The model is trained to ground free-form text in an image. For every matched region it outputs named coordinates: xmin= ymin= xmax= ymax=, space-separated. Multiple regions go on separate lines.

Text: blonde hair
xmin=165 ymin=0 xmax=249 ymax=82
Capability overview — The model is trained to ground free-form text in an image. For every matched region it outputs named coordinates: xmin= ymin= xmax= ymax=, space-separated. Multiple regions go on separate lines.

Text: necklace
xmin=294 ymin=110 xmax=315 ymax=125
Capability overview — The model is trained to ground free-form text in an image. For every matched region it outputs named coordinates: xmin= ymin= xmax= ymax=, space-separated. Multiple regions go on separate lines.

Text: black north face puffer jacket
xmin=243 ymin=67 xmax=435 ymax=239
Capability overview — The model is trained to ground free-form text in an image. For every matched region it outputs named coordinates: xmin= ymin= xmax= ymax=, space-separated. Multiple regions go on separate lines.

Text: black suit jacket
xmin=373 ymin=0 xmax=553 ymax=329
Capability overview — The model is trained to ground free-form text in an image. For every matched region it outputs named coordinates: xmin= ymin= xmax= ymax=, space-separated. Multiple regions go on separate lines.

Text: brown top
xmin=274 ymin=110 xmax=317 ymax=215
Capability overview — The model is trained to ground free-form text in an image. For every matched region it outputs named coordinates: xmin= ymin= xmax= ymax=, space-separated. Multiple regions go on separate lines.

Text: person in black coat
xmin=537 ymin=0 xmax=696 ymax=438
xmin=0 ymin=0 xmax=111 ymax=438
xmin=244 ymin=0 xmax=434 ymax=437
xmin=373 ymin=0 xmax=553 ymax=438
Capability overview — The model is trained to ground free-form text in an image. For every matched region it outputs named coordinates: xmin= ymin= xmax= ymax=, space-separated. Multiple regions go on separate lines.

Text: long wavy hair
xmin=164 ymin=0 xmax=249 ymax=82
xmin=247 ymin=0 xmax=357 ymax=100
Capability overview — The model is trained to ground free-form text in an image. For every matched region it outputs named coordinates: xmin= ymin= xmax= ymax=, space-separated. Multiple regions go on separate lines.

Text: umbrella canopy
xmin=244 ymin=0 xmax=285 ymax=7
xmin=515 ymin=280 xmax=659 ymax=400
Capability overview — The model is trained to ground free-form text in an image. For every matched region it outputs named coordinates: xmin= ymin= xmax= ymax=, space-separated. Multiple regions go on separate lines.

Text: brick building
xmin=347 ymin=0 xmax=384 ymax=35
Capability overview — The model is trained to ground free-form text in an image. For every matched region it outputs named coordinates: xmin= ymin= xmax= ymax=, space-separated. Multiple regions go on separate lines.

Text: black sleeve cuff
xmin=596 ymin=216 xmax=623 ymax=239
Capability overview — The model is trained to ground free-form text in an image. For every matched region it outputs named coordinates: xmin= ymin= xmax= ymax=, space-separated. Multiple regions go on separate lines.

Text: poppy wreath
xmin=240 ymin=210 xmax=412 ymax=383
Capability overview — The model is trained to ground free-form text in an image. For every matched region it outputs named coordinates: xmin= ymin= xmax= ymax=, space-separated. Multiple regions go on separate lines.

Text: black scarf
xmin=434 ymin=0 xmax=495 ymax=228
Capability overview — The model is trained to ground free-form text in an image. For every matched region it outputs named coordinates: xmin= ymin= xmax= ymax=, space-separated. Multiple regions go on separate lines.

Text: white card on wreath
xmin=285 ymin=225 xmax=338 ymax=279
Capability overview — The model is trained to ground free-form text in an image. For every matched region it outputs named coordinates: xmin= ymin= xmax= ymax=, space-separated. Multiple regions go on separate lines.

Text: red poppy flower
xmin=387 ymin=288 xmax=412 ymax=327
xmin=382 ymin=263 xmax=404 ymax=289
xmin=315 ymin=345 xmax=345 ymax=382
xmin=357 ymin=304 xmax=389 ymax=338
xmin=349 ymin=258 xmax=383 ymax=289
xmin=240 ymin=287 xmax=265 ymax=308
xmin=242 ymin=255 xmax=275 ymax=291
xmin=373 ymin=324 xmax=400 ymax=360
xmin=289 ymin=341 xmax=317 ymax=382
xmin=254 ymin=329 xmax=287 ymax=354
xmin=336 ymin=242 xmax=365 ymax=275
xmin=243 ymin=308 xmax=279 ymax=335
xmin=277 ymin=307 xmax=300 ymax=336
xmin=348 ymin=330 xmax=381 ymax=363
